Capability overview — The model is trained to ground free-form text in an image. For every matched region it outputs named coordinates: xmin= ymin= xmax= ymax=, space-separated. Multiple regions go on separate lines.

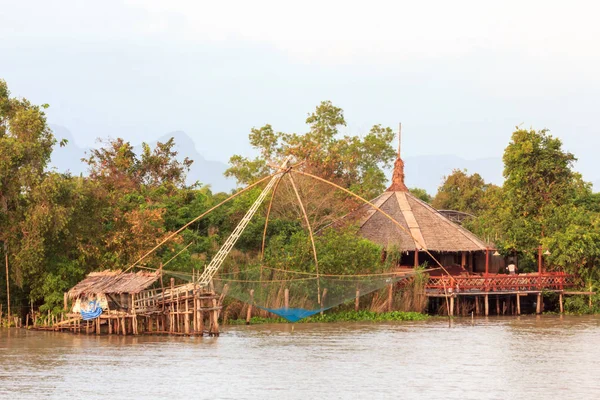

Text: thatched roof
xmin=344 ymin=141 xmax=488 ymax=252
xmin=68 ymin=270 xmax=159 ymax=298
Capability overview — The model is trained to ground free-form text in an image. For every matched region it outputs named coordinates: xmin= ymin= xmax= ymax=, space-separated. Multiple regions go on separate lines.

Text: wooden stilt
xmin=516 ymin=293 xmax=521 ymax=315
xmin=449 ymin=296 xmax=454 ymax=316
xmin=484 ymin=294 xmax=489 ymax=316
xmin=184 ymin=294 xmax=190 ymax=335
xmin=246 ymin=289 xmax=254 ymax=325
xmin=536 ymin=293 xmax=542 ymax=314
xmin=559 ymin=293 xmax=564 ymax=313
xmin=496 ymin=295 xmax=500 ymax=315
xmin=475 ymin=296 xmax=480 ymax=316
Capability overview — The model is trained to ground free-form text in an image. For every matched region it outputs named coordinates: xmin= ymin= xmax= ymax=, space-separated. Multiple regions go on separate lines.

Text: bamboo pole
xmin=287 ymin=174 xmax=321 ymax=304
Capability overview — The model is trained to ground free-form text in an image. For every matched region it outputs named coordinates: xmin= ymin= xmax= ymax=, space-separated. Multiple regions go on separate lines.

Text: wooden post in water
xmin=516 ymin=293 xmax=521 ymax=315
xmin=63 ymin=292 xmax=68 ymax=311
xmin=536 ymin=293 xmax=543 ymax=314
xmin=475 ymin=296 xmax=480 ymax=316
xmin=184 ymin=292 xmax=190 ymax=335
xmin=320 ymin=288 xmax=328 ymax=316
xmin=449 ymin=296 xmax=454 ymax=316
xmin=169 ymin=278 xmax=175 ymax=333
xmin=559 ymin=293 xmax=564 ymax=313
xmin=246 ymin=289 xmax=254 ymax=325
xmin=496 ymin=295 xmax=500 ymax=315
xmin=484 ymin=294 xmax=489 ymax=316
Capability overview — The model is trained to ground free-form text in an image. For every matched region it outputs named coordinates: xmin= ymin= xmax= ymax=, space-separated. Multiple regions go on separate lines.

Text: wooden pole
xmin=461 ymin=252 xmax=467 ymax=269
xmin=246 ymin=289 xmax=254 ymax=325
xmin=449 ymin=296 xmax=454 ymax=316
xmin=184 ymin=293 xmax=190 ymax=335
xmin=559 ymin=293 xmax=564 ymax=313
xmin=284 ymin=288 xmax=289 ymax=311
xmin=536 ymin=293 xmax=542 ymax=314
xmin=475 ymin=296 xmax=480 ymax=316
xmin=5 ymin=246 xmax=10 ymax=323
xmin=485 ymin=248 xmax=489 ymax=276
xmin=484 ymin=294 xmax=489 ymax=316
xmin=387 ymin=284 xmax=393 ymax=312
xmin=63 ymin=292 xmax=68 ymax=311
xmin=538 ymin=246 xmax=543 ymax=275
xmin=496 ymin=295 xmax=500 ymax=315
xmin=355 ymin=289 xmax=360 ymax=312
xmin=414 ymin=249 xmax=419 ymax=267
xmin=516 ymin=293 xmax=521 ymax=315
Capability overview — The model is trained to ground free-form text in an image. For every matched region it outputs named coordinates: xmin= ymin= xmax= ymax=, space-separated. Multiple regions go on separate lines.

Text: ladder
xmin=196 ymin=156 xmax=292 ymax=287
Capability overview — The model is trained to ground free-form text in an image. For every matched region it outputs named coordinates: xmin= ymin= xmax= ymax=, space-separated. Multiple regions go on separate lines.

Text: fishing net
xmin=167 ymin=266 xmax=418 ymax=322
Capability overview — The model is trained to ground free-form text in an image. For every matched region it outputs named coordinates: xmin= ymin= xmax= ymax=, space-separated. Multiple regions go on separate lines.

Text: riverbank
xmin=227 ymin=310 xmax=428 ymax=325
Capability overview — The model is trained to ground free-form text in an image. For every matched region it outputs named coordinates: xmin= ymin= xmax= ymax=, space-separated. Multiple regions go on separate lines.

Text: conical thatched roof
xmin=346 ymin=130 xmax=488 ymax=252
xmin=354 ymin=190 xmax=488 ymax=252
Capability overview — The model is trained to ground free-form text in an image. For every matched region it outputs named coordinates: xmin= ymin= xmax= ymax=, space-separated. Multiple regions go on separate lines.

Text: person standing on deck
xmin=506 ymin=260 xmax=517 ymax=275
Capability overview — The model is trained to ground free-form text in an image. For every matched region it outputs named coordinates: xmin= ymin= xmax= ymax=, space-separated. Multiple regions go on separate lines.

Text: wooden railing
xmin=426 ymin=272 xmax=576 ymax=294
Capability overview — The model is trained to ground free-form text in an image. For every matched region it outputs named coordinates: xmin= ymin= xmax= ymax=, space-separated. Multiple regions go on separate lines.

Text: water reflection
xmin=1 ymin=316 xmax=599 ymax=399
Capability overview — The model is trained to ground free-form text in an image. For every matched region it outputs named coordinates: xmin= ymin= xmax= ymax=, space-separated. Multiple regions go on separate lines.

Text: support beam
xmin=414 ymin=249 xmax=419 ymax=267
xmin=484 ymin=294 xmax=489 ymax=316
xmin=485 ymin=248 xmax=490 ymax=276
xmin=516 ymin=293 xmax=521 ymax=315
xmin=449 ymin=296 xmax=454 ymax=316
xmin=536 ymin=293 xmax=542 ymax=314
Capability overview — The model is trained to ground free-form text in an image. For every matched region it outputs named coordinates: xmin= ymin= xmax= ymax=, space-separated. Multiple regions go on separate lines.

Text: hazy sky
xmin=1 ymin=0 xmax=599 ymax=182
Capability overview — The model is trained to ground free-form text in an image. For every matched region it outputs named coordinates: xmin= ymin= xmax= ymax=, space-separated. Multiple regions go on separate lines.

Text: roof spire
xmin=398 ymin=122 xmax=401 ymax=158
xmin=387 ymin=122 xmax=408 ymax=192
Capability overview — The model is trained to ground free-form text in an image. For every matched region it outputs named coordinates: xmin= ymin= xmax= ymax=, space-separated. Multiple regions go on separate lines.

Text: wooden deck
xmin=425 ymin=272 xmax=576 ymax=296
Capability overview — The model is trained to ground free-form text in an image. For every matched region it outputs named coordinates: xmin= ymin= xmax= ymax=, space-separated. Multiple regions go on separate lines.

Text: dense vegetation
xmin=1 ymin=79 xmax=598 ymax=317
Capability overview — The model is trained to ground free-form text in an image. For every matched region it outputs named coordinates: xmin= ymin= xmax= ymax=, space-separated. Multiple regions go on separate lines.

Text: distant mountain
xmin=402 ymin=154 xmax=504 ymax=195
xmin=49 ymin=125 xmax=89 ymax=176
xmin=49 ymin=126 xmax=236 ymax=193
xmin=48 ymin=126 xmax=597 ymax=196
xmin=138 ymin=131 xmax=235 ymax=193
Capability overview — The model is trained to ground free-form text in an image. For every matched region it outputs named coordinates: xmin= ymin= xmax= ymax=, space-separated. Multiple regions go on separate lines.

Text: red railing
xmin=426 ymin=272 xmax=576 ymax=294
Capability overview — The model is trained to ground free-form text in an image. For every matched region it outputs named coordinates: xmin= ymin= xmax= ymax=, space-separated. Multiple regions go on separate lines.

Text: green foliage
xmin=432 ymin=169 xmax=497 ymax=215
xmin=225 ymin=101 xmax=397 ymax=200
xmin=409 ymin=188 xmax=432 ymax=203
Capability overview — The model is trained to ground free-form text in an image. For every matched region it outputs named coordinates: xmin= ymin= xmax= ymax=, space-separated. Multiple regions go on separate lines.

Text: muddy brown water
xmin=1 ymin=316 xmax=599 ymax=399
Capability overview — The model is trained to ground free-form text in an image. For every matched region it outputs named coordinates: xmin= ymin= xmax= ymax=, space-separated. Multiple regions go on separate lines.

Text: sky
xmin=1 ymin=0 xmax=599 ymax=184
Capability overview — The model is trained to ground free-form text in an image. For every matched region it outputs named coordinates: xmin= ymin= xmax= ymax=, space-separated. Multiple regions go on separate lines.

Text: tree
xmin=409 ymin=188 xmax=432 ymax=203
xmin=432 ymin=169 xmax=495 ymax=215
xmin=225 ymin=101 xmax=397 ymax=200
xmin=0 ymin=79 xmax=55 ymax=319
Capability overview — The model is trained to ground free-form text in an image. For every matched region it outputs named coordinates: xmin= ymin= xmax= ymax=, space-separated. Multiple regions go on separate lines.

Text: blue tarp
xmin=80 ymin=301 xmax=103 ymax=320
xmin=261 ymin=307 xmax=322 ymax=323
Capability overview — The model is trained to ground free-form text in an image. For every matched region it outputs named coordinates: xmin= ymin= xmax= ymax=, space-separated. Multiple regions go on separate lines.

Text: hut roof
xmin=343 ymin=131 xmax=488 ymax=252
xmin=351 ymin=191 xmax=488 ymax=252
xmin=68 ymin=270 xmax=159 ymax=298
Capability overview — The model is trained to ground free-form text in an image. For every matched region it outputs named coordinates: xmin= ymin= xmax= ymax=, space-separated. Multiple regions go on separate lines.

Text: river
xmin=1 ymin=316 xmax=599 ymax=399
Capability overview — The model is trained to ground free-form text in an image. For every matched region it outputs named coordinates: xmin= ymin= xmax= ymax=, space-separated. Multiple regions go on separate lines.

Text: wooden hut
xmin=56 ymin=270 xmax=222 ymax=336
xmin=347 ymin=153 xmax=500 ymax=274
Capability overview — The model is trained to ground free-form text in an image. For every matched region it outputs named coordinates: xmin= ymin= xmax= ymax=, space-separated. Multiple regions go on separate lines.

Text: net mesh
xmin=167 ymin=266 xmax=419 ymax=322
